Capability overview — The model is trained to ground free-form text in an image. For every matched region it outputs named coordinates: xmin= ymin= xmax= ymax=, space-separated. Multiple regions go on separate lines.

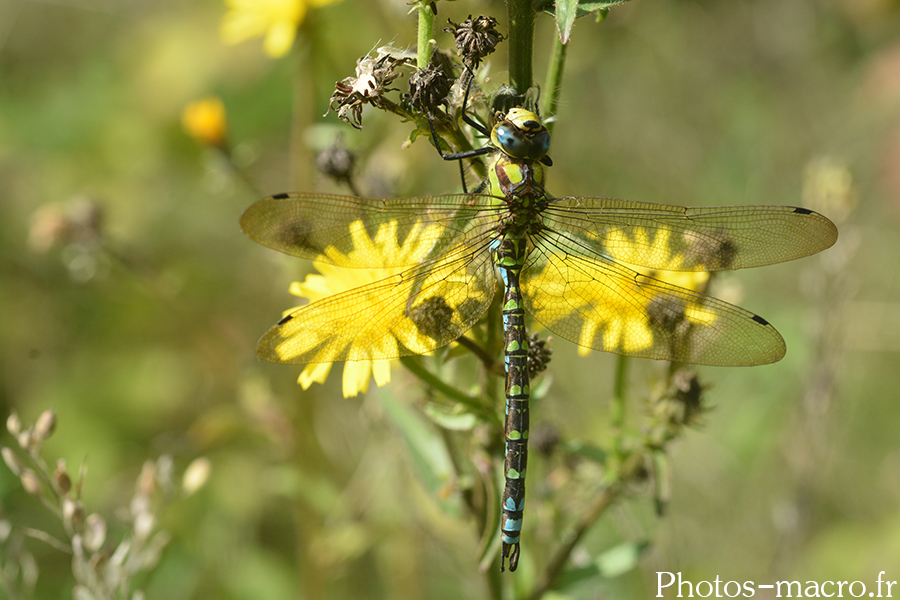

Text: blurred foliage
xmin=1 ymin=0 xmax=900 ymax=598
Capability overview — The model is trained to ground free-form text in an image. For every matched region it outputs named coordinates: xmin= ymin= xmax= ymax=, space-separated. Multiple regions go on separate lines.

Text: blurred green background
xmin=1 ymin=0 xmax=899 ymax=598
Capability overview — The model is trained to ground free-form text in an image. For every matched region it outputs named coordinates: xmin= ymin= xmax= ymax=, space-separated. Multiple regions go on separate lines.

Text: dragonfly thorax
xmin=491 ymin=108 xmax=551 ymax=162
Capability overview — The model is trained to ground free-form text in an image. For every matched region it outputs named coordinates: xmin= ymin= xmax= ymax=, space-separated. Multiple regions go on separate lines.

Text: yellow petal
xmin=263 ymin=17 xmax=300 ymax=57
xmin=220 ymin=9 xmax=268 ymax=45
xmin=298 ymin=362 xmax=332 ymax=389
xmin=342 ymin=361 xmax=372 ymax=398
xmin=372 ymin=359 xmax=392 ymax=387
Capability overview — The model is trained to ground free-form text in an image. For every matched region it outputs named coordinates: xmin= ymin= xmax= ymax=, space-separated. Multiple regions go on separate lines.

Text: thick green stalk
xmin=542 ymin=34 xmax=568 ymax=131
xmin=399 ymin=356 xmax=499 ymax=427
xmin=507 ymin=0 xmax=534 ymax=92
xmin=417 ymin=1 xmax=434 ymax=70
xmin=610 ymin=354 xmax=629 ymax=462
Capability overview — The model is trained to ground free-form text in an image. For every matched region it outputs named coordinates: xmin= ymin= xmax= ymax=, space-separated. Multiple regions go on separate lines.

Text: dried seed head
xmin=63 ymin=497 xmax=86 ymax=531
xmin=156 ymin=454 xmax=174 ymax=491
xmin=53 ymin=459 xmax=72 ymax=495
xmin=83 ymin=514 xmax=107 ymax=552
xmin=27 ymin=204 xmax=69 ymax=253
xmin=20 ymin=469 xmax=42 ymax=497
xmin=182 ymin=457 xmax=212 ymax=496
xmin=0 ymin=520 xmax=11 ymax=543
xmin=407 ymin=60 xmax=453 ymax=116
xmin=445 ymin=15 xmax=505 ymax=69
xmin=35 ymin=409 xmax=56 ymax=440
xmin=16 ymin=429 xmax=38 ymax=453
xmin=29 ymin=197 xmax=104 ymax=254
xmin=669 ymin=369 xmax=705 ymax=426
xmin=134 ymin=512 xmax=156 ymax=542
xmin=2 ymin=447 xmax=24 ymax=476
xmin=138 ymin=459 xmax=157 ymax=497
xmin=6 ymin=413 xmax=22 ymax=436
xmin=316 ymin=135 xmax=356 ymax=187
xmin=527 ymin=332 xmax=553 ymax=378
xmin=327 ymin=50 xmax=412 ymax=129
xmin=87 ymin=545 xmax=109 ymax=572
xmin=648 ymin=369 xmax=709 ymax=447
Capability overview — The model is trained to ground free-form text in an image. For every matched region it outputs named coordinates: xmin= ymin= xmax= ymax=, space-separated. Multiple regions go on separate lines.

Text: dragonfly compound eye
xmin=493 ymin=109 xmax=551 ymax=161
xmin=527 ymin=129 xmax=551 ymax=161
xmin=493 ymin=122 xmax=532 ymax=159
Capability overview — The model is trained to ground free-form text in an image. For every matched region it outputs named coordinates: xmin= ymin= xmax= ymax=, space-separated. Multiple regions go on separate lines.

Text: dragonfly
xmin=241 ymin=102 xmax=838 ymax=572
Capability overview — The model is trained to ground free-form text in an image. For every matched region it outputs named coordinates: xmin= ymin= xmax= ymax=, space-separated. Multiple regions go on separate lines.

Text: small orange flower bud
xmin=181 ymin=97 xmax=228 ymax=148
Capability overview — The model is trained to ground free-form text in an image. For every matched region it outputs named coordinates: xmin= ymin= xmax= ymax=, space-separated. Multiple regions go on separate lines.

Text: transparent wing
xmin=540 ymin=197 xmax=838 ymax=271
xmin=241 ymin=193 xmax=503 ymax=268
xmin=521 ymin=231 xmax=786 ymax=366
xmin=257 ymin=239 xmax=498 ymax=364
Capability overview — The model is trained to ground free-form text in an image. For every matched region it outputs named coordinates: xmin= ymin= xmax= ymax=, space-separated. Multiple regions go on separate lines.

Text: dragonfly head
xmin=491 ymin=108 xmax=551 ymax=162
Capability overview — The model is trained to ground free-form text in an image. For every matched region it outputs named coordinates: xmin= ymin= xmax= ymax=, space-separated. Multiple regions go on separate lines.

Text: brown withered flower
xmin=445 ymin=15 xmax=505 ymax=69
xmin=326 ymin=50 xmax=412 ymax=129
xmin=668 ymin=369 xmax=706 ymax=427
xmin=527 ymin=332 xmax=552 ymax=378
xmin=407 ymin=60 xmax=453 ymax=117
xmin=316 ymin=134 xmax=359 ymax=195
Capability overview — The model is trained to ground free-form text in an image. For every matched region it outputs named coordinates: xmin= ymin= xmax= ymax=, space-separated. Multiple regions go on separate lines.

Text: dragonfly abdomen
xmin=497 ymin=235 xmax=530 ymax=572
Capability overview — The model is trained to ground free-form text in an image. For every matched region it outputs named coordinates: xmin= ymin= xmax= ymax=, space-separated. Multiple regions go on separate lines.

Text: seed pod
xmin=34 ymin=410 xmax=56 ymax=440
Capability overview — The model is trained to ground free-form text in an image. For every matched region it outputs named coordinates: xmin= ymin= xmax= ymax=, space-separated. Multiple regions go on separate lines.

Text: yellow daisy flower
xmin=220 ymin=0 xmax=342 ymax=58
xmin=525 ymin=226 xmax=712 ymax=359
xmin=287 ymin=218 xmax=446 ymax=398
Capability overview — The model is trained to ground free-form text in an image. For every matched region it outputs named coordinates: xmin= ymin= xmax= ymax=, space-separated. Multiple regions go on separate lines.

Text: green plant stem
xmin=290 ymin=20 xmax=316 ymax=190
xmin=610 ymin=354 xmax=629 ymax=461
xmin=417 ymin=1 xmax=434 ymax=70
xmin=507 ymin=0 xmax=534 ymax=92
xmin=484 ymin=299 xmax=502 ymax=409
xmin=542 ymin=34 xmax=568 ymax=131
xmin=528 ymin=450 xmax=646 ymax=600
xmin=23 ymin=528 xmax=70 ymax=554
xmin=399 ymin=356 xmax=499 ymax=426
xmin=457 ymin=336 xmax=504 ymax=376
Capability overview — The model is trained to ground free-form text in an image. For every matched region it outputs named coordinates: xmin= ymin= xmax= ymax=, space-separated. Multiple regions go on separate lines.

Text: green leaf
xmin=594 ymin=540 xmax=649 ymax=577
xmin=378 ymin=388 xmax=454 ymax=496
xmin=421 ymin=402 xmax=479 ymax=431
xmin=556 ymin=0 xmax=579 ymax=44
xmin=542 ymin=0 xmax=633 ymax=30
xmin=555 ymin=541 xmax=650 ymax=589
xmin=564 ymin=439 xmax=609 ymax=465
xmin=530 ymin=372 xmax=553 ymax=402
xmin=579 ymin=0 xmax=631 ymax=11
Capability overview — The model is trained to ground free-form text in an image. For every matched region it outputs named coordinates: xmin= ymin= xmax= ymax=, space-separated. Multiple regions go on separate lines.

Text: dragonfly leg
xmin=425 ymin=64 xmax=493 ymax=193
